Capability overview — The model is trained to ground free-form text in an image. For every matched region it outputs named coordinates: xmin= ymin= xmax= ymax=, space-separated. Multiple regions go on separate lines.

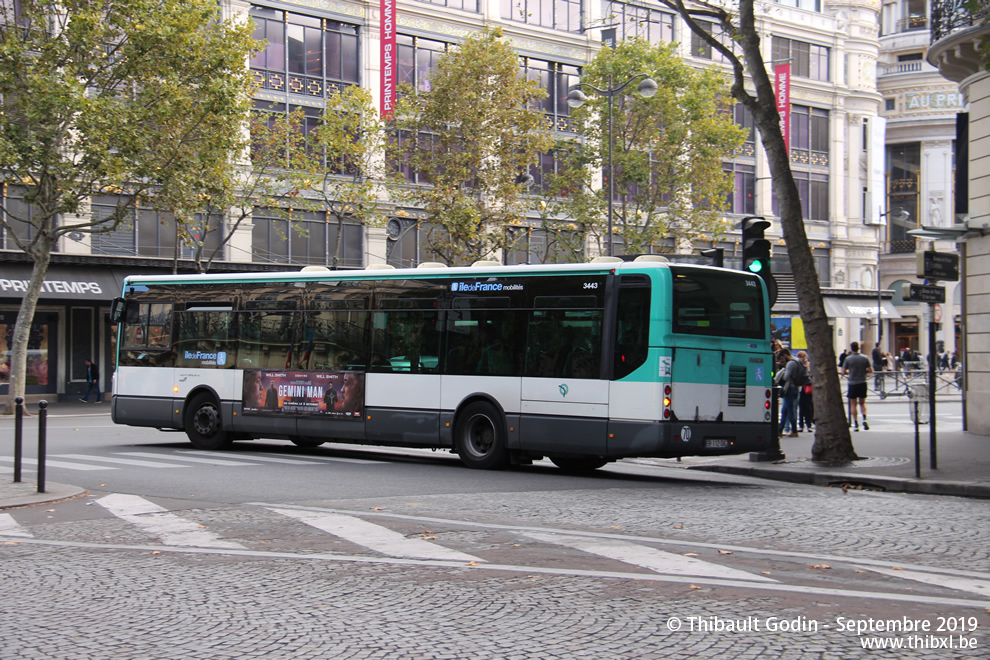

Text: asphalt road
xmin=1 ymin=402 xmax=987 ymax=658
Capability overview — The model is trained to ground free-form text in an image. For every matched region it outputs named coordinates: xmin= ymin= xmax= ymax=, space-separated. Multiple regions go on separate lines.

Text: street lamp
xmin=567 ymin=73 xmax=658 ymax=257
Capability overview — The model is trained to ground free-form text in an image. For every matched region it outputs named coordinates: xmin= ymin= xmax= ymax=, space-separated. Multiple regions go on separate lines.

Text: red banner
xmin=380 ymin=0 xmax=397 ymax=119
xmin=774 ymin=64 xmax=790 ymax=154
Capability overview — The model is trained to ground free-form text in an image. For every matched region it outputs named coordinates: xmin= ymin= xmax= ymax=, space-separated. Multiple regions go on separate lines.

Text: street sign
xmin=917 ymin=251 xmax=959 ymax=281
xmin=903 ymin=283 xmax=946 ymax=303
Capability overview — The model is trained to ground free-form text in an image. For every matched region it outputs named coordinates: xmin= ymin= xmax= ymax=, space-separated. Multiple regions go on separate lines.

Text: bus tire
xmin=549 ymin=455 xmax=609 ymax=473
xmin=184 ymin=393 xmax=231 ymax=450
xmin=455 ymin=401 xmax=509 ymax=470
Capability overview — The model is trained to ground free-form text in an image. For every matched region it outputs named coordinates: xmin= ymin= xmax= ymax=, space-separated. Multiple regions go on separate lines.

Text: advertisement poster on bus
xmin=242 ymin=370 xmax=364 ymax=418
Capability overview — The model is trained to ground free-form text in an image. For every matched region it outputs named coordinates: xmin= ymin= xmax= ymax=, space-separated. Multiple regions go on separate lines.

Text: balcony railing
xmin=931 ymin=0 xmax=990 ymax=43
xmin=897 ymin=15 xmax=929 ymax=32
xmin=879 ymin=62 xmax=924 ymax=75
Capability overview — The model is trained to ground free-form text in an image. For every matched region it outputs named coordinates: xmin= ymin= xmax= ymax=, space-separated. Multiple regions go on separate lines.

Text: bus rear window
xmin=670 ymin=268 xmax=765 ymax=340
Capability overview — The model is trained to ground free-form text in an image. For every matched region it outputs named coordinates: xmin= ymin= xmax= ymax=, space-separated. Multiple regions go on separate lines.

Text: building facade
xmin=1 ymin=0 xmax=891 ymax=399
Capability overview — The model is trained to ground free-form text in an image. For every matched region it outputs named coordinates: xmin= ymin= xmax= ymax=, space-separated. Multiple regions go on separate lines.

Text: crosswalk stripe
xmin=857 ymin=566 xmax=990 ymax=598
xmin=54 ymin=454 xmax=185 ymax=468
xmin=0 ymin=456 xmax=113 ymax=471
xmin=0 ymin=513 xmax=33 ymax=538
xmin=116 ymin=452 xmax=262 ymax=466
xmin=266 ymin=507 xmax=483 ymax=563
xmin=178 ymin=451 xmax=313 ymax=465
xmin=96 ymin=494 xmax=244 ymax=549
xmin=280 ymin=454 xmax=383 ymax=465
xmin=521 ymin=532 xmax=776 ymax=582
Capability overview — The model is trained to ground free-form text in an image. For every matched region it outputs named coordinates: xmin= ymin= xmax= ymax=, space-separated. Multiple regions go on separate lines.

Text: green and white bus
xmin=110 ymin=257 xmax=773 ymax=471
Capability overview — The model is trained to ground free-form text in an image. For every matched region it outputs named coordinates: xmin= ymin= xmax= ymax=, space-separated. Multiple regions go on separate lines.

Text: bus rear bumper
xmin=608 ymin=419 xmax=772 ymax=459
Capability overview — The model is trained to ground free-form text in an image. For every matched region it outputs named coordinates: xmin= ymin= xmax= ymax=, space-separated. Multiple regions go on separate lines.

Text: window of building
xmin=771 ymin=37 xmax=829 ymax=81
xmin=416 ymin=0 xmax=478 ymax=11
xmin=250 ymin=7 xmax=359 ymax=102
xmin=1 ymin=186 xmax=45 ymax=250
xmin=520 ymin=57 xmax=580 ymax=133
xmin=901 ymin=0 xmax=928 ymax=32
xmin=771 ymin=106 xmax=829 ymax=221
xmin=885 ymin=98 xmax=896 ymax=111
xmin=723 ymin=163 xmax=756 ymax=215
xmin=252 ymin=208 xmax=364 ymax=267
xmin=773 ymin=0 xmax=822 ymax=10
xmin=397 ymin=35 xmax=450 ymax=93
xmin=501 ymin=0 xmax=581 ymax=32
xmin=886 ymin=142 xmax=920 ymax=253
xmin=603 ymin=2 xmax=675 ymax=44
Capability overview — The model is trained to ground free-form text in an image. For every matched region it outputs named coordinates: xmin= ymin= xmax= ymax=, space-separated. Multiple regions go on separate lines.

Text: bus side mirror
xmin=109 ymin=298 xmax=126 ymax=323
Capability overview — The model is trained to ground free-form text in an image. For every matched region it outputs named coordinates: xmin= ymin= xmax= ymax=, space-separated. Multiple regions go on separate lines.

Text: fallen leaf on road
xmin=151 ymin=551 xmax=161 ymax=555
xmin=672 ymin=525 xmax=684 ymax=529
xmin=466 ymin=561 xmax=479 ymax=566
xmin=683 ymin=553 xmax=698 ymax=557
xmin=689 ymin=585 xmax=700 ymax=590
xmin=891 ymin=566 xmax=902 ymax=570
xmin=761 ymin=572 xmax=771 ymax=575
xmin=718 ymin=550 xmax=733 ymax=555
xmin=371 ymin=507 xmax=384 ymax=511
xmin=422 ymin=536 xmax=438 ymax=540
xmin=808 ymin=564 xmax=832 ymax=570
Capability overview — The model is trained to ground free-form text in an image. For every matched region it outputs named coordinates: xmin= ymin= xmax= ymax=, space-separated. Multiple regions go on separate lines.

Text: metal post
xmin=37 ymin=400 xmax=48 ymax=494
xmin=913 ymin=399 xmax=921 ymax=479
xmin=606 ymin=74 xmax=614 ymax=257
xmin=13 ymin=396 xmax=24 ymax=483
xmin=928 ymin=307 xmax=938 ymax=469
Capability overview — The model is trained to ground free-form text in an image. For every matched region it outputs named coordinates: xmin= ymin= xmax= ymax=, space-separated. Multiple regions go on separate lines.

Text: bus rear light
xmin=663 ymin=409 xmax=670 ymax=419
xmin=173 ymin=386 xmax=179 ymax=393
xmin=765 ymin=389 xmax=771 ymax=398
xmin=664 ymin=384 xmax=672 ymax=395
xmin=663 ymin=397 xmax=672 ymax=407
xmin=764 ymin=400 xmax=771 ymax=410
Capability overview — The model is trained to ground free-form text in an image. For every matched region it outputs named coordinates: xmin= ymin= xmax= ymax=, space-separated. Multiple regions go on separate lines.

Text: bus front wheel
xmin=455 ymin=402 xmax=509 ymax=470
xmin=184 ymin=393 xmax=231 ymax=450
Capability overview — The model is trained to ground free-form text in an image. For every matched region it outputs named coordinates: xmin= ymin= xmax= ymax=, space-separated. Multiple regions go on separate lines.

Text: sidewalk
xmin=685 ymin=420 xmax=990 ymax=499
xmin=1 ymin=399 xmax=100 ymax=510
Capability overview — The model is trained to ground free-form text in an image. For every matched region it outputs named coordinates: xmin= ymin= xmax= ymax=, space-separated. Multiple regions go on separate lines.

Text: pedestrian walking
xmin=80 ymin=358 xmax=102 ymax=403
xmin=774 ymin=348 xmax=804 ymax=437
xmin=841 ymin=341 xmax=872 ymax=431
xmin=796 ymin=350 xmax=814 ymax=432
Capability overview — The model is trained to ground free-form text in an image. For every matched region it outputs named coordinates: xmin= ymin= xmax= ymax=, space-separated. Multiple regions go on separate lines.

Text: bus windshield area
xmin=670 ymin=267 xmax=765 ymax=340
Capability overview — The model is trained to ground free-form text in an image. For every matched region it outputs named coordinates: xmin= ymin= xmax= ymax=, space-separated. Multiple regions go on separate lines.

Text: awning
xmin=823 ymin=297 xmax=902 ymax=320
xmin=0 ymin=265 xmax=124 ymax=301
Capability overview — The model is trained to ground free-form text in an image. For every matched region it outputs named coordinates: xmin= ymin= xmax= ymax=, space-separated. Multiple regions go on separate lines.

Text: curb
xmin=0 ymin=482 xmax=89 ymax=510
xmin=688 ymin=464 xmax=990 ymax=499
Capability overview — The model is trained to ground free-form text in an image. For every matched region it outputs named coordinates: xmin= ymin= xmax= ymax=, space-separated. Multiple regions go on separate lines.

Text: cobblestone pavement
xmin=2 ymin=480 xmax=989 ymax=658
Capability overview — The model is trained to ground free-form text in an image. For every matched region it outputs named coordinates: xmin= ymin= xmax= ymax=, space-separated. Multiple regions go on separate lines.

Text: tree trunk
xmin=733 ymin=0 xmax=857 ymax=463
xmin=4 ymin=249 xmax=53 ymax=415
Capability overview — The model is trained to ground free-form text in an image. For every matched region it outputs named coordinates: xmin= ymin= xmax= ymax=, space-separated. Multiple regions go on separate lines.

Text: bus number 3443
xmin=583 ymin=282 xmax=599 ymax=289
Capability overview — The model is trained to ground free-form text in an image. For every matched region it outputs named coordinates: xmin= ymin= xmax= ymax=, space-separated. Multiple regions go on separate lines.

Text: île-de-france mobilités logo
xmin=559 ymin=384 xmax=568 ymax=397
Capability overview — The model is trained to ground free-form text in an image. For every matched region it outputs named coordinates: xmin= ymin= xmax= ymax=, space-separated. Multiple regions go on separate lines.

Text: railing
xmin=931 ymin=0 xmax=990 ymax=43
xmin=897 ymin=16 xmax=929 ymax=32
xmin=878 ymin=62 xmax=924 ymax=76
xmin=889 ymin=238 xmax=918 ymax=254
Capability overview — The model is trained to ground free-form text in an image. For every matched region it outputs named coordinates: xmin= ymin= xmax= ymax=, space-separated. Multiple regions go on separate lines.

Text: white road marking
xmin=0 ymin=456 xmax=113 ymax=471
xmin=96 ymin=494 xmax=244 ymax=549
xmin=116 ymin=452 xmax=261 ymax=466
xmin=178 ymin=451 xmax=313 ymax=465
xmin=858 ymin=566 xmax=990 ymax=597
xmin=522 ymin=531 xmax=776 ymax=582
xmin=278 ymin=454 xmax=383 ymax=465
xmin=266 ymin=507 xmax=483 ymax=563
xmin=54 ymin=454 xmax=185 ymax=468
xmin=0 ymin=513 xmax=32 ymax=538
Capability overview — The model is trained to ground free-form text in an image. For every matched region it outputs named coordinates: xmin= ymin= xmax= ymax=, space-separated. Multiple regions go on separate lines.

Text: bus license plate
xmin=705 ymin=438 xmax=731 ymax=449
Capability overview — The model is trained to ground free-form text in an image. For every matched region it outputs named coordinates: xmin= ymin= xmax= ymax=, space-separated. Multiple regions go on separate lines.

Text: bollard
xmin=37 ymin=400 xmax=48 ymax=494
xmin=13 ymin=396 xmax=24 ymax=483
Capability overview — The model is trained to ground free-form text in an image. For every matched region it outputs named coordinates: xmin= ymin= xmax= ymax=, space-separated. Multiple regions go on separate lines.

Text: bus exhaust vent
xmin=727 ymin=366 xmax=747 ymax=407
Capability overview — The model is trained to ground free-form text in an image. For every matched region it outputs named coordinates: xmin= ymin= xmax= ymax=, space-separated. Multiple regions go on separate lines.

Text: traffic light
xmin=741 ymin=216 xmax=771 ymax=274
xmin=740 ymin=216 xmax=777 ymax=306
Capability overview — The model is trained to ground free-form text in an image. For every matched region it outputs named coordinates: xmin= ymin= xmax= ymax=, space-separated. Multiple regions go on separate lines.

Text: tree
xmin=558 ymin=38 xmax=745 ymax=256
xmin=656 ymin=0 xmax=856 ymax=463
xmin=0 ymin=0 xmax=257 ymax=411
xmin=305 ymin=86 xmax=394 ymax=269
xmin=390 ymin=28 xmax=555 ymax=264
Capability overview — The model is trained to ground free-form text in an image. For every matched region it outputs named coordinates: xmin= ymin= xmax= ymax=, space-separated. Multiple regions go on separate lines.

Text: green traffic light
xmin=747 ymin=260 xmax=764 ymax=273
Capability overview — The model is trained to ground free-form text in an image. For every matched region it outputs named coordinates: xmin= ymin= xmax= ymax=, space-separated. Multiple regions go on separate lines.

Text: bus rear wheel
xmin=184 ymin=393 xmax=231 ymax=450
xmin=455 ymin=402 xmax=509 ymax=470
xmin=549 ymin=455 xmax=609 ymax=473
